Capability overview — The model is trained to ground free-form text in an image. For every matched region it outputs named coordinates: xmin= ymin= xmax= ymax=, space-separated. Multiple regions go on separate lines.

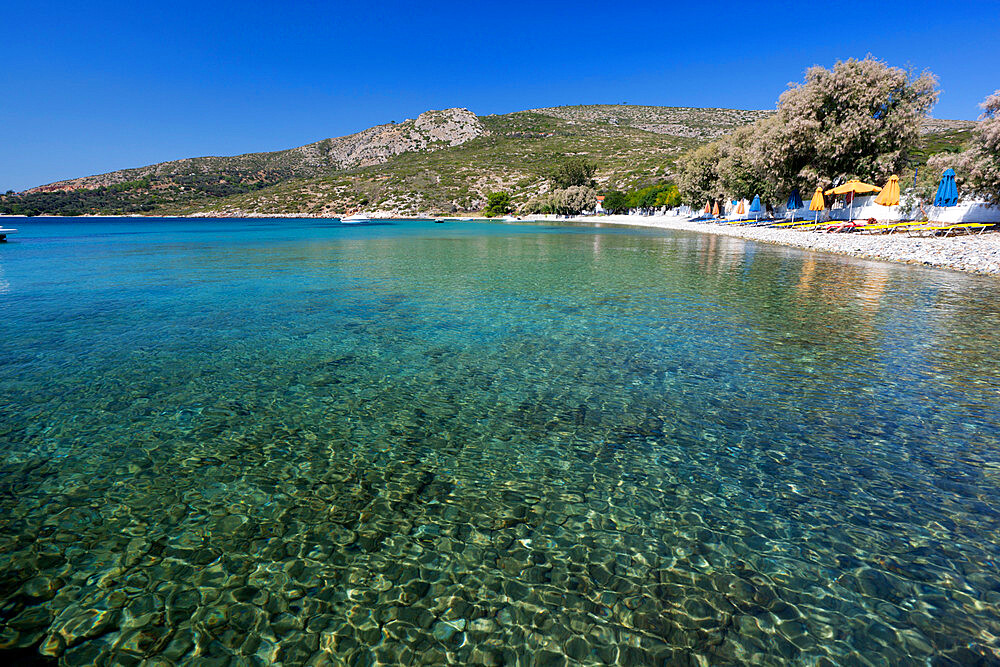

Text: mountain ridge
xmin=3 ymin=105 xmax=976 ymax=217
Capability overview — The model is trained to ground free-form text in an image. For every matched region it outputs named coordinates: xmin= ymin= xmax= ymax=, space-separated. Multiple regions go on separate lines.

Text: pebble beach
xmin=561 ymin=214 xmax=1000 ymax=276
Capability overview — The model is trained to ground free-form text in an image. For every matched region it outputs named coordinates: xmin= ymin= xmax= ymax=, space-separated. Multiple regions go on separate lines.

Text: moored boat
xmin=340 ymin=213 xmax=371 ymax=224
xmin=0 ymin=227 xmax=17 ymax=242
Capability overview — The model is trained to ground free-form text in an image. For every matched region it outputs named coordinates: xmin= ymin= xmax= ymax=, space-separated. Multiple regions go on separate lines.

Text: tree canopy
xmin=484 ymin=191 xmax=513 ymax=217
xmin=524 ymin=186 xmax=597 ymax=215
xmin=677 ymin=57 xmax=938 ymax=206
xmin=601 ymin=190 xmax=628 ymax=214
xmin=599 ymin=184 xmax=679 ymax=213
xmin=551 ymin=157 xmax=597 ymax=189
xmin=933 ymin=90 xmax=1000 ymax=202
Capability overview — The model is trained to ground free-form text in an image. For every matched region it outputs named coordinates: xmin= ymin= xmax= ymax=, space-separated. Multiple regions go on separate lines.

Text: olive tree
xmin=524 ymin=186 xmax=598 ymax=215
xmin=551 ymin=158 xmax=597 ymax=189
xmin=557 ymin=186 xmax=598 ymax=214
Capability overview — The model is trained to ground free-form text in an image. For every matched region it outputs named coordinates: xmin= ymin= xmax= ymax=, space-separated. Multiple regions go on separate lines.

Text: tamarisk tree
xmin=768 ymin=57 xmax=938 ymax=189
xmin=677 ymin=57 xmax=938 ymax=205
xmin=933 ymin=90 xmax=1000 ymax=202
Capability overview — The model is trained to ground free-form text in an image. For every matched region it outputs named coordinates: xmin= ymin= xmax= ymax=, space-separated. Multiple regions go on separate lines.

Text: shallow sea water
xmin=2 ymin=218 xmax=1000 ymax=666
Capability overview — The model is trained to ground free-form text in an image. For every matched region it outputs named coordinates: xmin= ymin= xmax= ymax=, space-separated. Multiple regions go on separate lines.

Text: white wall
xmin=805 ymin=196 xmax=1000 ymax=224
xmin=822 ymin=195 xmax=898 ymax=221
xmin=924 ymin=201 xmax=1000 ymax=224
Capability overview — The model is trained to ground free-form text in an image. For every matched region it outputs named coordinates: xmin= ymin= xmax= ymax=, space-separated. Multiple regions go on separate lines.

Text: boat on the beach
xmin=0 ymin=227 xmax=17 ymax=242
xmin=340 ymin=213 xmax=371 ymax=224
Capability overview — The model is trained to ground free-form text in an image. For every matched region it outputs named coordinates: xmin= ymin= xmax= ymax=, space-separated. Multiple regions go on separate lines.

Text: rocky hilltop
xmin=530 ymin=105 xmax=774 ymax=139
xmin=918 ymin=118 xmax=978 ymax=135
xmin=29 ymin=108 xmax=486 ymax=193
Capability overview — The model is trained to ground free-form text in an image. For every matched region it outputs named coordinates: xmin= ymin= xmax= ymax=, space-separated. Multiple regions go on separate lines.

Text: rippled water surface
xmin=2 ymin=218 xmax=1000 ymax=666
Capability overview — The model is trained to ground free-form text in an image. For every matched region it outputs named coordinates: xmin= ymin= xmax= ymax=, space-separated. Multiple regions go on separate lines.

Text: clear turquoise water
xmin=2 ymin=218 xmax=1000 ymax=666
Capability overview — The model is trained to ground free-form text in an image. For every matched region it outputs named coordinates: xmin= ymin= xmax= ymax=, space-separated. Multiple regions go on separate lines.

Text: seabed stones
xmin=4 ymin=224 xmax=1000 ymax=665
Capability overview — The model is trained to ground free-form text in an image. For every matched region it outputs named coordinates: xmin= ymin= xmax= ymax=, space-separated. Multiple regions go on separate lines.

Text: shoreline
xmin=5 ymin=212 xmax=999 ymax=276
xmin=547 ymin=214 xmax=1000 ymax=277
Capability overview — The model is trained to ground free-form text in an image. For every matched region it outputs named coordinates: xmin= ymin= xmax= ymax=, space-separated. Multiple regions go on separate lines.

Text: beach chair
xmin=948 ymin=223 xmax=993 ymax=236
xmin=855 ymin=221 xmax=925 ymax=234
xmin=825 ymin=221 xmax=863 ymax=233
xmin=907 ymin=223 xmax=994 ymax=237
xmin=786 ymin=221 xmax=832 ymax=231
xmin=854 ymin=222 xmax=894 ymax=234
xmin=770 ymin=219 xmax=815 ymax=228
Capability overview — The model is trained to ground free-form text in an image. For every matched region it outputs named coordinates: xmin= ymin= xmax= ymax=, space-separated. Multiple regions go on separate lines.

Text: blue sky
xmin=3 ymin=0 xmax=999 ymax=192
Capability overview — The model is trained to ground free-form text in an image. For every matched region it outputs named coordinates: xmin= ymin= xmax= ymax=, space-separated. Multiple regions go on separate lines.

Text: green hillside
xmin=0 ymin=106 xmax=976 ymax=217
xmin=181 ymin=111 xmax=706 ymax=217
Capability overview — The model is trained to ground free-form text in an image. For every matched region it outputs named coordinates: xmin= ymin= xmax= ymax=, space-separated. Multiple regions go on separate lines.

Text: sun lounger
xmin=907 ymin=223 xmax=994 ymax=237
xmin=769 ymin=220 xmax=815 ymax=229
xmin=854 ymin=221 xmax=925 ymax=234
xmin=778 ymin=221 xmax=829 ymax=231
xmin=825 ymin=221 xmax=863 ymax=233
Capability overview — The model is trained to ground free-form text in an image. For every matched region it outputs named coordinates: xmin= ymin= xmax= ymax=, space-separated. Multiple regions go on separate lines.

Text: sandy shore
xmin=554 ymin=214 xmax=1000 ymax=276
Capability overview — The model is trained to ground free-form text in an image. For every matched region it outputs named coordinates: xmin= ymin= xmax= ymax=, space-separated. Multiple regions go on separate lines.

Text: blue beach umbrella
xmin=786 ymin=188 xmax=803 ymax=222
xmin=749 ymin=194 xmax=762 ymax=222
xmin=934 ymin=168 xmax=958 ymax=207
xmin=787 ymin=188 xmax=803 ymax=210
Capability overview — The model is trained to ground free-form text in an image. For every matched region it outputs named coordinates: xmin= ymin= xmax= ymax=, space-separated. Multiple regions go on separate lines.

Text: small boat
xmin=340 ymin=213 xmax=371 ymax=224
xmin=0 ymin=227 xmax=17 ymax=243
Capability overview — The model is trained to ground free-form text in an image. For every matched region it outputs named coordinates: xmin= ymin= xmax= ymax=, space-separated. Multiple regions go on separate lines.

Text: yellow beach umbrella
xmin=825 ymin=180 xmax=881 ymax=222
xmin=712 ymin=201 xmax=720 ymax=217
xmin=874 ymin=175 xmax=900 ymax=207
xmin=809 ymin=188 xmax=825 ymax=223
xmin=824 ymin=180 xmax=882 ymax=196
xmin=736 ymin=199 xmax=745 ymax=215
xmin=704 ymin=202 xmax=712 ymax=215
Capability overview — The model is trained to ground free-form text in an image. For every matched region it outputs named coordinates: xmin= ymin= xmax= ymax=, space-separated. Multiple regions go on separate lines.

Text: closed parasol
xmin=874 ymin=175 xmax=900 ymax=207
xmin=934 ymin=169 xmax=958 ymax=207
xmin=809 ymin=188 xmax=825 ymax=223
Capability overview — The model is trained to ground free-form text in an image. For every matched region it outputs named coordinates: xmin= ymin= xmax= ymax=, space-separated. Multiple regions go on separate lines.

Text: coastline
xmin=546 ymin=213 xmax=1000 ymax=276
xmin=5 ymin=212 xmax=999 ymax=276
